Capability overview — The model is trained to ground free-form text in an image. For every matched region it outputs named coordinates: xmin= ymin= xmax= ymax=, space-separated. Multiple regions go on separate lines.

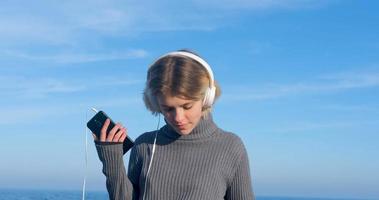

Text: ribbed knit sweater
xmin=96 ymin=115 xmax=254 ymax=200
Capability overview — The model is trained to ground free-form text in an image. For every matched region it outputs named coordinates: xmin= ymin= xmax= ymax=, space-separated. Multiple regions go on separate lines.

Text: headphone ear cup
xmin=202 ymin=86 xmax=216 ymax=107
xmin=145 ymin=88 xmax=160 ymax=112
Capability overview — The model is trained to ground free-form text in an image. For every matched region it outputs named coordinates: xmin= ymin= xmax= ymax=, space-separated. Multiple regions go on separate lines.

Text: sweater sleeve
xmin=226 ymin=142 xmax=255 ymax=200
xmin=96 ymin=143 xmax=134 ymax=200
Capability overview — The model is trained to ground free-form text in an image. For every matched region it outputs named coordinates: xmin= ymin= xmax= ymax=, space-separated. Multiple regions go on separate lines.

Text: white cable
xmin=143 ymin=114 xmax=161 ymax=200
xmin=82 ymin=108 xmax=98 ymax=200
xmin=82 ymin=110 xmax=89 ymax=200
xmin=91 ymin=107 xmax=99 ymax=113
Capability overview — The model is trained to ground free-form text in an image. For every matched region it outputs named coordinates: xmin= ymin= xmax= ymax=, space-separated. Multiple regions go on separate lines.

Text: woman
xmin=94 ymin=50 xmax=254 ymax=200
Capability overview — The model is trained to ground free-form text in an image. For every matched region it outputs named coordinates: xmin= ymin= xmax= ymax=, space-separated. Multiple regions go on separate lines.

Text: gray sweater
xmin=96 ymin=115 xmax=254 ymax=200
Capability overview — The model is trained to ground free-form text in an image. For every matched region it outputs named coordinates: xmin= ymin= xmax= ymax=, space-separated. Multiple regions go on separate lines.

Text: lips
xmin=175 ymin=124 xmax=187 ymax=130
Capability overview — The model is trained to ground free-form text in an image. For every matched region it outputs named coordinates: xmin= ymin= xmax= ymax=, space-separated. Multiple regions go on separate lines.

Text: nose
xmin=174 ymin=108 xmax=184 ymax=124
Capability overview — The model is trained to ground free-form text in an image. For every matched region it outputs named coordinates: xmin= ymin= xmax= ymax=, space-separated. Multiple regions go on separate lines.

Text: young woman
xmin=94 ymin=50 xmax=254 ymax=200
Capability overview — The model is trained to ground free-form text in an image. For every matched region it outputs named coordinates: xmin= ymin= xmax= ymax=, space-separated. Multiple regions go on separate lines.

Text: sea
xmin=0 ymin=189 xmax=371 ymax=200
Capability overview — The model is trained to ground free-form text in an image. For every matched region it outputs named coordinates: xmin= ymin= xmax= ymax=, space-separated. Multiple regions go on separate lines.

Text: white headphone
xmin=150 ymin=50 xmax=216 ymax=107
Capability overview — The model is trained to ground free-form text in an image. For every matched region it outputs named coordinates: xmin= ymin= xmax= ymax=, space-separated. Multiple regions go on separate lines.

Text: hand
xmin=92 ymin=118 xmax=127 ymax=143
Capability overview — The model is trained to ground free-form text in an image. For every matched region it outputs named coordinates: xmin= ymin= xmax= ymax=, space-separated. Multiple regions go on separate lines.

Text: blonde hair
xmin=143 ymin=50 xmax=221 ymax=116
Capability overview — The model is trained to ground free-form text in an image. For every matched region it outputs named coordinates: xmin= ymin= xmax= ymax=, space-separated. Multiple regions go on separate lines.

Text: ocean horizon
xmin=0 ymin=189 xmax=372 ymax=200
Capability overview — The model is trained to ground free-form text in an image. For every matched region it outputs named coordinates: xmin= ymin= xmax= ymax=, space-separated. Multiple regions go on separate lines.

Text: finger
xmin=113 ymin=127 xmax=125 ymax=142
xmin=100 ymin=119 xmax=110 ymax=141
xmin=119 ymin=130 xmax=127 ymax=142
xmin=106 ymin=123 xmax=121 ymax=142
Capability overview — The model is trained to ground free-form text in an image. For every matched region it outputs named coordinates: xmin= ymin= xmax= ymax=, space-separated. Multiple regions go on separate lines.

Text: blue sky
xmin=0 ymin=0 xmax=378 ymax=199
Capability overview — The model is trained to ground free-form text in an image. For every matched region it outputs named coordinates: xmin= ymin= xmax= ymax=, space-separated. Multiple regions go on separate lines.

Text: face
xmin=157 ymin=95 xmax=203 ymax=135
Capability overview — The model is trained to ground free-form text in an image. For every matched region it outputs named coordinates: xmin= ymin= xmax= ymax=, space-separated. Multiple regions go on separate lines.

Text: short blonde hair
xmin=143 ymin=50 xmax=221 ymax=116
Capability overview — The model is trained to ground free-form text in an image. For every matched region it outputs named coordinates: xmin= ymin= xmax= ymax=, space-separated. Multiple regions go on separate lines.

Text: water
xmin=0 ymin=189 xmax=370 ymax=200
xmin=0 ymin=189 xmax=107 ymax=200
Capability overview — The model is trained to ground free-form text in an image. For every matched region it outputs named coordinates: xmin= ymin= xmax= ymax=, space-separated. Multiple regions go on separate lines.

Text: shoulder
xmin=216 ymin=128 xmax=245 ymax=146
xmin=215 ymin=128 xmax=247 ymax=156
xmin=128 ymin=130 xmax=157 ymax=155
xmin=134 ymin=130 xmax=157 ymax=145
xmin=213 ymin=129 xmax=250 ymax=181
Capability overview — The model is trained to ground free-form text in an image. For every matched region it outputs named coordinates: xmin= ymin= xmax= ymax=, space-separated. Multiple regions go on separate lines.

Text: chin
xmin=176 ymin=128 xmax=193 ymax=135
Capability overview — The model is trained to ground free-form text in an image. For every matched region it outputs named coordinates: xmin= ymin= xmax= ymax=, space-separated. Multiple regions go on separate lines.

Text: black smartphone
xmin=87 ymin=110 xmax=134 ymax=153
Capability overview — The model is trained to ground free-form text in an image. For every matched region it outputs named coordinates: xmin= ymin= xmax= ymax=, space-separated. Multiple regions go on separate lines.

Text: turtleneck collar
xmin=160 ymin=114 xmax=218 ymax=140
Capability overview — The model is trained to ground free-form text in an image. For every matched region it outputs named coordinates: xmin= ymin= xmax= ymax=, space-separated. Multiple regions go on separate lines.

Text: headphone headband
xmin=151 ymin=51 xmax=215 ymax=89
xmin=160 ymin=51 xmax=215 ymax=88
xmin=148 ymin=50 xmax=216 ymax=107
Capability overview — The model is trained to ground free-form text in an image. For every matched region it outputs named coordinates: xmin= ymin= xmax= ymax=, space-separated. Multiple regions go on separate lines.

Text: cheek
xmin=189 ymin=106 xmax=203 ymax=121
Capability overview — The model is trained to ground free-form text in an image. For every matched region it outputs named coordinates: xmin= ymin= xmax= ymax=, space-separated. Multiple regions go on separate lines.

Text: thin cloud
xmin=2 ymin=49 xmax=148 ymax=64
xmin=94 ymin=78 xmax=144 ymax=87
xmin=319 ymin=104 xmax=379 ymax=112
xmin=0 ymin=16 xmax=72 ymax=45
xmin=0 ymin=76 xmax=86 ymax=99
xmin=89 ymin=96 xmax=142 ymax=109
xmin=223 ymin=70 xmax=379 ymax=101
xmin=0 ymin=96 xmax=142 ymax=125
xmin=261 ymin=119 xmax=379 ymax=134
xmin=193 ymin=0 xmax=335 ymax=10
xmin=0 ymin=1 xmax=217 ymax=46
xmin=0 ymin=106 xmax=75 ymax=125
xmin=0 ymin=76 xmax=143 ymax=99
xmin=320 ymin=71 xmax=379 ymax=89
xmin=0 ymin=0 xmax=336 ymax=46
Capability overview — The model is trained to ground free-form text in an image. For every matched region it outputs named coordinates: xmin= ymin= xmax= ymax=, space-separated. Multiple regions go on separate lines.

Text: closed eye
xmin=160 ymin=103 xmax=194 ymax=112
xmin=161 ymin=106 xmax=173 ymax=112
xmin=183 ymin=104 xmax=193 ymax=110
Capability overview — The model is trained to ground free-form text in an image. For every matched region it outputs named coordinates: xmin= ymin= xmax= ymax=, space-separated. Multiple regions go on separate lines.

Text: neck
xmin=161 ymin=114 xmax=217 ymax=140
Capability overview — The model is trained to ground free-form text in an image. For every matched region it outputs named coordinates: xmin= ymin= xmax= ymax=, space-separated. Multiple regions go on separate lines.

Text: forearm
xmin=96 ymin=143 xmax=133 ymax=200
